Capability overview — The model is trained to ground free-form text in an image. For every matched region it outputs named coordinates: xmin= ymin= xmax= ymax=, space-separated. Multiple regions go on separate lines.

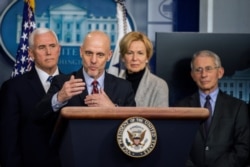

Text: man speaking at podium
xmin=33 ymin=30 xmax=136 ymax=124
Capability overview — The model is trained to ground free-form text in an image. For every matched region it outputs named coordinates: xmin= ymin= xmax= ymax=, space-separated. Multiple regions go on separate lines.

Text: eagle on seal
xmin=126 ymin=130 xmax=146 ymax=146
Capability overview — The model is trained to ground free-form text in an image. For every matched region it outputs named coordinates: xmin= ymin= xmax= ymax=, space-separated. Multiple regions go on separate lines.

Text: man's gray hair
xmin=28 ymin=27 xmax=58 ymax=48
xmin=191 ymin=50 xmax=222 ymax=70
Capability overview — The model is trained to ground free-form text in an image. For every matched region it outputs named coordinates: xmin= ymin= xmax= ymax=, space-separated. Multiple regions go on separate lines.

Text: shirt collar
xmin=199 ymin=88 xmax=219 ymax=104
xmin=82 ymin=68 xmax=105 ymax=89
xmin=35 ymin=66 xmax=59 ymax=84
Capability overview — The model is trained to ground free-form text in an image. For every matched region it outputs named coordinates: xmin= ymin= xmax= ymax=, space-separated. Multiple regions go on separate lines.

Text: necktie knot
xmin=91 ymin=80 xmax=99 ymax=94
xmin=47 ymin=76 xmax=53 ymax=83
xmin=206 ymin=95 xmax=211 ymax=101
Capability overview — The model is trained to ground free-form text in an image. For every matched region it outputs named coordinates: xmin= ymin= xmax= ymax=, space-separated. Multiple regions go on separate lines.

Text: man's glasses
xmin=193 ymin=66 xmax=219 ymax=73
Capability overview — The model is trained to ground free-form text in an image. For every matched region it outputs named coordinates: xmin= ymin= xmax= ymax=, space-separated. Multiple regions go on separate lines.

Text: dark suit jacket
xmin=33 ymin=68 xmax=136 ymax=123
xmin=176 ymin=90 xmax=250 ymax=167
xmin=0 ymin=68 xmax=60 ymax=167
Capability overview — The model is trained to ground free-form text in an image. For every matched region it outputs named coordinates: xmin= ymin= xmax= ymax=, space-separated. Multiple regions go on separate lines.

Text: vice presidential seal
xmin=117 ymin=117 xmax=157 ymax=158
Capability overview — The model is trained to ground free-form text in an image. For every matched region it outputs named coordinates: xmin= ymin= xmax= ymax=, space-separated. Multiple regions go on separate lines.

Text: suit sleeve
xmin=0 ymin=82 xmax=22 ymax=166
xmin=32 ymin=77 xmax=62 ymax=124
xmin=213 ymin=101 xmax=250 ymax=167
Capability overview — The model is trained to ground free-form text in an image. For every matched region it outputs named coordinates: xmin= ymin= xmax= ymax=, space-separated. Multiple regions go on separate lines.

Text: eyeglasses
xmin=193 ymin=66 xmax=219 ymax=73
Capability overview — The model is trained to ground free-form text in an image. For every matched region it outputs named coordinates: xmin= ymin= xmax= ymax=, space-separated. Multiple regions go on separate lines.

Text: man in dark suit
xmin=176 ymin=50 xmax=249 ymax=167
xmin=0 ymin=28 xmax=61 ymax=167
xmin=33 ymin=30 xmax=135 ymax=123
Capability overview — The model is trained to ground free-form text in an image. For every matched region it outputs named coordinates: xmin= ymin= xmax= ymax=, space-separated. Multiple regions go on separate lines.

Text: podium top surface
xmin=60 ymin=107 xmax=209 ymax=120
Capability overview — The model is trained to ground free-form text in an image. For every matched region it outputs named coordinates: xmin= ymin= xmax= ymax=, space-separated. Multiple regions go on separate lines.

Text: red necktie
xmin=91 ymin=80 xmax=99 ymax=94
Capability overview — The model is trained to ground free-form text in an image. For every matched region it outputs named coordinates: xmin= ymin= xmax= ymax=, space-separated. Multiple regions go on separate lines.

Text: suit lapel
xmin=103 ymin=72 xmax=114 ymax=97
xmin=207 ymin=91 xmax=224 ymax=137
xmin=27 ymin=69 xmax=46 ymax=97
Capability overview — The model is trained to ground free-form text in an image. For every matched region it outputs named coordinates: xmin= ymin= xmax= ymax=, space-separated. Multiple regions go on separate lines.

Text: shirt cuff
xmin=51 ymin=93 xmax=68 ymax=112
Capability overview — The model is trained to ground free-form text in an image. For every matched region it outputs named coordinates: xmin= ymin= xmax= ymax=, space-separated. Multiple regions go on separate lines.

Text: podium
xmin=52 ymin=107 xmax=208 ymax=167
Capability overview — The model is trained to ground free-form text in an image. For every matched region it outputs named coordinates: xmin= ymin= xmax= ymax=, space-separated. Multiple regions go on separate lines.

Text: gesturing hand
xmin=84 ymin=89 xmax=115 ymax=107
xmin=57 ymin=75 xmax=85 ymax=103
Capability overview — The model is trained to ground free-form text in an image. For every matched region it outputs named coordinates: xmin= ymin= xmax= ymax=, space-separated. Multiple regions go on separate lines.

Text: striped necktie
xmin=47 ymin=76 xmax=53 ymax=83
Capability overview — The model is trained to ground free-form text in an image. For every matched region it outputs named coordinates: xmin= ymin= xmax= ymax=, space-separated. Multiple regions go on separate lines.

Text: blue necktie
xmin=47 ymin=76 xmax=53 ymax=83
xmin=204 ymin=95 xmax=212 ymax=133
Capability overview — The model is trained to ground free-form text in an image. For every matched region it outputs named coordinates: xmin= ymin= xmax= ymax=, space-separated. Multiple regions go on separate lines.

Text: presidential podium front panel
xmin=52 ymin=107 xmax=208 ymax=167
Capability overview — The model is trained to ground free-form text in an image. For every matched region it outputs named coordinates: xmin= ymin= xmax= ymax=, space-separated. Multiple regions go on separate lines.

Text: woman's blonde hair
xmin=119 ymin=31 xmax=153 ymax=61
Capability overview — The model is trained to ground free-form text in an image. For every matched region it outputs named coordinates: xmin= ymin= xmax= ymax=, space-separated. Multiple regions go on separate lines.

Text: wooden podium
xmin=52 ymin=107 xmax=208 ymax=167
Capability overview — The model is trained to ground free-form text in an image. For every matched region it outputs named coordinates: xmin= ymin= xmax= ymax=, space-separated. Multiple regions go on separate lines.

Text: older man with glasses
xmin=176 ymin=50 xmax=250 ymax=167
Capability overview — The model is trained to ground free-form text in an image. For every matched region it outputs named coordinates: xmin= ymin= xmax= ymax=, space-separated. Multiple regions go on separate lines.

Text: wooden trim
xmin=60 ymin=107 xmax=209 ymax=120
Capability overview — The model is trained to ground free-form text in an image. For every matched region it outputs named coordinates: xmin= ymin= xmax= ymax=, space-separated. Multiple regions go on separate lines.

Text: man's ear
xmin=107 ymin=50 xmax=113 ymax=61
xmin=79 ymin=47 xmax=83 ymax=58
xmin=218 ymin=67 xmax=224 ymax=79
xmin=28 ymin=49 xmax=34 ymax=60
